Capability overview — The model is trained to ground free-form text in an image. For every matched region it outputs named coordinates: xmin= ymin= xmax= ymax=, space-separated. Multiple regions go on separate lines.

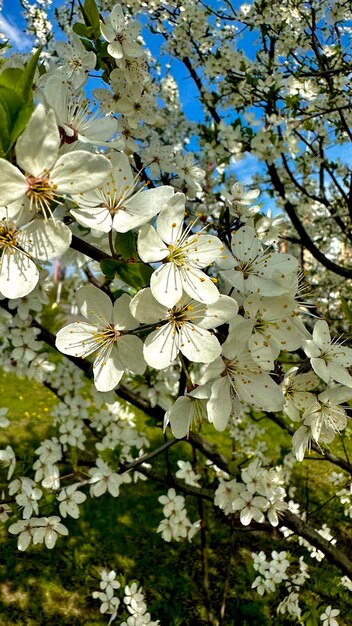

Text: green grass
xmin=0 ymin=367 xmax=351 ymax=626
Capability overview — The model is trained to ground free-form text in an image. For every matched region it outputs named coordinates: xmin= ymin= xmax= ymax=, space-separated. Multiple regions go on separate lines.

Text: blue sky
xmin=0 ymin=1 xmax=265 ymax=186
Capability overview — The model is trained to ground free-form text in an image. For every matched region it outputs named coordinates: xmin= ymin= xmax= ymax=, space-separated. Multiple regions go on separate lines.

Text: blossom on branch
xmin=56 ymin=286 xmax=146 ymax=391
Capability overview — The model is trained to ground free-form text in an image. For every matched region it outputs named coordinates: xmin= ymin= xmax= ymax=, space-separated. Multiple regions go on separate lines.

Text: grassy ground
xmin=0 ymin=368 xmax=351 ymax=626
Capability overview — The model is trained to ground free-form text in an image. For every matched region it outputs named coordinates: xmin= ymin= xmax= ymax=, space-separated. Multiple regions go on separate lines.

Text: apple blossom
xmin=56 ymin=285 xmax=146 ymax=391
xmin=100 ymin=4 xmax=144 ymax=61
xmin=220 ymin=226 xmax=298 ymax=297
xmin=56 ymin=32 xmax=96 ymax=88
xmin=0 ymin=105 xmax=111 ymax=219
xmin=71 ymin=152 xmax=174 ymax=233
xmin=303 ymin=320 xmax=352 ymax=387
xmin=138 ymin=193 xmax=225 ymax=307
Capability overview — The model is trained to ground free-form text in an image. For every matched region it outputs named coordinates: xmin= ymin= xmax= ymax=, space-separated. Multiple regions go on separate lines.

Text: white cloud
xmin=0 ymin=15 xmax=32 ymax=51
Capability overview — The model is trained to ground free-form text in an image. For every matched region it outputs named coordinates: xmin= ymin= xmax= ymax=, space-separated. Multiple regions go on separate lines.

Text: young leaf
xmin=114 ymin=231 xmax=138 ymax=261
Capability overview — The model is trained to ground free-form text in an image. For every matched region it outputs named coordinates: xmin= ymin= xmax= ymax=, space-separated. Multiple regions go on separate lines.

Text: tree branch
xmin=266 ymin=161 xmax=352 ymax=278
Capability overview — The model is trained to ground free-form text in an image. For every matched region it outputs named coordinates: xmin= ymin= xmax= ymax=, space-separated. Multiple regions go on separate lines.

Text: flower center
xmin=0 ymin=225 xmax=18 ymax=251
xmin=167 ymin=306 xmax=188 ymax=328
xmin=93 ymin=325 xmax=121 ymax=349
xmin=26 ymin=174 xmax=59 ymax=220
xmin=166 ymin=245 xmax=185 ymax=266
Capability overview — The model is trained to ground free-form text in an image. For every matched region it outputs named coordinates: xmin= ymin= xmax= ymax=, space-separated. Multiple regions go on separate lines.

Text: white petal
xmin=80 ymin=116 xmax=117 ymax=143
xmin=265 ymin=253 xmax=298 ymax=281
xmin=312 ymin=320 xmax=330 ymax=348
xmin=0 ymin=248 xmax=39 ymax=298
xmin=150 ymin=263 xmax=183 ymax=308
xmin=180 ymin=266 xmax=220 ymax=304
xmin=18 ymin=530 xmax=32 ymax=551
xmin=199 ymin=295 xmax=238 ymax=329
xmin=292 ymin=426 xmax=310 ymax=461
xmin=311 ymin=358 xmax=330 ymax=383
xmin=129 ymin=288 xmax=167 ymax=323
xmin=116 ymin=334 xmax=146 ymax=374
xmin=0 ymin=160 xmax=27 ymax=205
xmin=326 ymin=363 xmax=352 ymax=387
xmin=235 ymin=371 xmax=283 ymax=411
xmin=143 ymin=324 xmax=179 ymax=369
xmin=15 ymin=105 xmax=60 ymax=176
xmin=179 ymin=324 xmax=221 ymax=363
xmin=93 ymin=347 xmax=124 ymax=391
xmin=113 ymin=186 xmax=174 ymax=233
xmin=303 ymin=339 xmax=320 ymax=359
xmin=113 ymin=293 xmax=138 ymax=330
xmin=100 ymin=22 xmax=115 ymax=43
xmin=248 ymin=333 xmax=275 ymax=370
xmin=110 ymin=4 xmax=125 ymax=30
xmin=137 ymin=224 xmax=168 ymax=262
xmin=45 ymin=530 xmax=57 ymax=549
xmin=156 ymin=193 xmax=185 ymax=244
xmin=76 ymin=285 xmax=113 ymax=325
xmin=231 ymin=226 xmax=261 ymax=262
xmin=50 ymin=152 xmax=111 ymax=194
xmin=56 ymin=322 xmax=99 ymax=358
xmin=167 ymin=397 xmax=193 ymax=439
xmin=109 ymin=151 xmax=134 ymax=190
xmin=19 ymin=219 xmax=72 ymax=260
xmin=184 ymin=234 xmax=224 ymax=267
xmin=107 ymin=41 xmax=124 ymax=59
xmin=207 ymin=377 xmax=232 ymax=431
xmin=223 ymin=319 xmax=254 ymax=357
xmin=70 ymin=205 xmax=112 ymax=233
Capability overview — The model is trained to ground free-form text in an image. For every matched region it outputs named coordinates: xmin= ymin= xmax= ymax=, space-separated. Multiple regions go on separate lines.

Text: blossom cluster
xmin=157 ymin=487 xmax=200 ymax=542
xmin=214 ymin=459 xmax=287 ymax=526
xmin=92 ymin=569 xmax=159 ymax=625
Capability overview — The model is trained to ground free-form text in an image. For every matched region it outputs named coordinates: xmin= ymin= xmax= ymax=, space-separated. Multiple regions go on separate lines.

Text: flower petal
xmin=56 ymin=322 xmax=99 ymax=358
xmin=180 ymin=266 xmax=220 ymax=304
xmin=137 ymin=224 xmax=168 ymax=263
xmin=207 ymin=377 xmax=232 ymax=431
xmin=116 ymin=334 xmax=146 ymax=374
xmin=50 ymin=152 xmax=111 ymax=194
xmin=155 ymin=192 xmax=185 ymax=244
xmin=19 ymin=219 xmax=72 ymax=260
xmin=15 ymin=105 xmax=60 ymax=176
xmin=179 ymin=324 xmax=221 ymax=363
xmin=0 ymin=160 xmax=27 ymax=205
xmin=150 ymin=263 xmax=183 ymax=308
xmin=129 ymin=287 xmax=167 ymax=323
xmin=112 ymin=293 xmax=138 ymax=330
xmin=0 ymin=248 xmax=39 ymax=299
xmin=93 ymin=347 xmax=124 ymax=392
xmin=76 ymin=285 xmax=113 ymax=325
xmin=143 ymin=324 xmax=179 ymax=369
xmin=113 ymin=186 xmax=174 ymax=233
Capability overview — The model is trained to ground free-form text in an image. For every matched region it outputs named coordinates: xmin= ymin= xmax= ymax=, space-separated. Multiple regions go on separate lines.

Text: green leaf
xmin=21 ymin=47 xmax=41 ymax=101
xmin=0 ymin=68 xmax=25 ymax=93
xmin=341 ymin=296 xmax=352 ymax=329
xmin=0 ymin=85 xmax=24 ymax=155
xmin=117 ymin=262 xmax=153 ymax=290
xmin=100 ymin=258 xmax=119 ymax=281
xmin=0 ymin=101 xmax=10 ymax=156
xmin=9 ymin=103 xmax=34 ymax=148
xmin=114 ymin=231 xmax=138 ymax=261
xmin=73 ymin=22 xmax=90 ymax=38
xmin=79 ymin=0 xmax=101 ymax=37
xmin=0 ymin=47 xmax=41 ymax=101
xmin=100 ymin=258 xmax=153 ymax=290
xmin=0 ymin=48 xmax=40 ymax=156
